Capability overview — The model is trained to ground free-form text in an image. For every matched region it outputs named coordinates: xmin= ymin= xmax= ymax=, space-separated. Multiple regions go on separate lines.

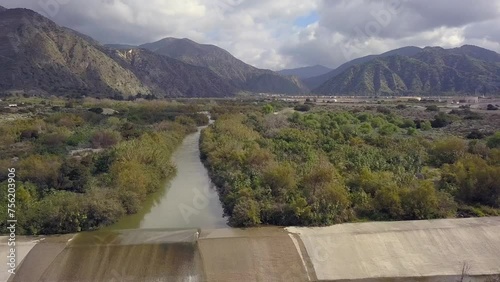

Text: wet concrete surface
xmin=4 ymin=218 xmax=500 ymax=281
xmin=9 ymin=230 xmax=204 ymax=282
xmin=198 ymin=227 xmax=313 ymax=282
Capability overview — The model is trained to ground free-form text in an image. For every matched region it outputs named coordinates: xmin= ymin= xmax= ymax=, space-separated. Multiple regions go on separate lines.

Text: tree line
xmin=0 ymin=100 xmax=208 ymax=235
xmin=200 ymin=106 xmax=500 ymax=226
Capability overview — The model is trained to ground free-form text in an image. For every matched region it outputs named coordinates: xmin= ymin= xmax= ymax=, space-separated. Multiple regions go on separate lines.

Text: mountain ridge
xmin=1 ymin=5 xmax=499 ymax=98
xmin=313 ymin=45 xmax=500 ymax=96
xmin=0 ymin=7 xmax=236 ymax=98
xmin=278 ymin=65 xmax=332 ymax=79
xmin=304 ymin=46 xmax=422 ymax=89
xmin=139 ymin=37 xmax=309 ymax=94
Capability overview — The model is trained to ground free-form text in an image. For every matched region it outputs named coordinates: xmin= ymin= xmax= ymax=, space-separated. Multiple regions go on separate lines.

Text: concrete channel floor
xmin=2 ymin=217 xmax=500 ymax=281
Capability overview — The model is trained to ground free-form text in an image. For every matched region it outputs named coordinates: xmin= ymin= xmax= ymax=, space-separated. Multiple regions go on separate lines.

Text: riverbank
xmin=4 ymin=217 xmax=500 ymax=282
xmin=107 ymin=125 xmax=227 ymax=230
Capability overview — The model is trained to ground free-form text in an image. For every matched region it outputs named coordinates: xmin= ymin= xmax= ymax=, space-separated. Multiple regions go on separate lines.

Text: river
xmin=13 ymin=124 xmax=229 ymax=282
xmin=108 ymin=124 xmax=228 ymax=230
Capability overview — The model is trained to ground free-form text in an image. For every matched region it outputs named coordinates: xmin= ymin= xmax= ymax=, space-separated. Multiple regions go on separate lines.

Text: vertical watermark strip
xmin=6 ymin=168 xmax=17 ymax=275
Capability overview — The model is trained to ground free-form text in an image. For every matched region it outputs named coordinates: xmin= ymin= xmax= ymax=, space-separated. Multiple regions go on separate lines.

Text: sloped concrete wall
xmin=287 ymin=217 xmax=500 ymax=281
xmin=3 ymin=218 xmax=500 ymax=282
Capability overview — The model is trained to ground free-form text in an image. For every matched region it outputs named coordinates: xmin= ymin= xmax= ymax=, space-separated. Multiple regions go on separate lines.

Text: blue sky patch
xmin=294 ymin=11 xmax=319 ymax=27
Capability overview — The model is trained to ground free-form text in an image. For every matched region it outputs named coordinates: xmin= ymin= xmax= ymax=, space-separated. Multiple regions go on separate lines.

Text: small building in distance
xmin=449 ymin=97 xmax=479 ymax=104
xmin=395 ymin=96 xmax=422 ymax=102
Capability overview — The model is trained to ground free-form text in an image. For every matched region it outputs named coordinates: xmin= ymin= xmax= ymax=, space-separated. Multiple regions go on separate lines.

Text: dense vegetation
xmin=0 ymin=99 xmax=208 ymax=235
xmin=201 ymin=105 xmax=500 ymax=227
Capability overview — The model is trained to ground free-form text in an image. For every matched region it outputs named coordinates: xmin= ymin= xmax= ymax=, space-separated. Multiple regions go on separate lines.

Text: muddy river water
xmin=108 ymin=124 xmax=228 ymax=230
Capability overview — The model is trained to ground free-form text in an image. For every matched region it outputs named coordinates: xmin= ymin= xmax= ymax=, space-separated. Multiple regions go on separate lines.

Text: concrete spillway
xmin=3 ymin=217 xmax=500 ymax=282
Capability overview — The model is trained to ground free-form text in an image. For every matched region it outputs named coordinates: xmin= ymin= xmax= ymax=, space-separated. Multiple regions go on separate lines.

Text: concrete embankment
xmin=6 ymin=230 xmax=203 ymax=282
xmin=3 ymin=217 xmax=500 ymax=282
xmin=287 ymin=217 xmax=500 ymax=281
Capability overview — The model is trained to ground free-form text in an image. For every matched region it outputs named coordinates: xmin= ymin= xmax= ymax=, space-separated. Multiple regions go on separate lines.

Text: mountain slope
xmin=304 ymin=47 xmax=422 ymax=89
xmin=278 ymin=65 xmax=332 ymax=79
xmin=0 ymin=8 xmax=151 ymax=97
xmin=314 ymin=46 xmax=500 ymax=95
xmin=451 ymin=45 xmax=500 ymax=62
xmin=0 ymin=8 xmax=235 ymax=98
xmin=108 ymin=49 xmax=236 ymax=97
xmin=105 ymin=44 xmax=139 ymax=50
xmin=140 ymin=38 xmax=308 ymax=94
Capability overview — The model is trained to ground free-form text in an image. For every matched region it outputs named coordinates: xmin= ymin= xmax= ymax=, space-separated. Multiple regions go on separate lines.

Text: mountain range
xmin=0 ymin=7 xmax=237 ymax=98
xmin=137 ymin=38 xmax=308 ymax=94
xmin=0 ymin=6 xmax=303 ymax=98
xmin=1 ymin=5 xmax=499 ymax=97
xmin=303 ymin=47 xmax=423 ymax=89
xmin=313 ymin=45 xmax=500 ymax=95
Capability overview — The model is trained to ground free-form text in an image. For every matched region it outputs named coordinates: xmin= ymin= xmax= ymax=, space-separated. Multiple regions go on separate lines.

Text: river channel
xmin=108 ymin=124 xmax=228 ymax=230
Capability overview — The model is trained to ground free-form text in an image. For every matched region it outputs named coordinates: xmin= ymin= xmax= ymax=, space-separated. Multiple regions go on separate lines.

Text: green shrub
xmin=487 ymin=132 xmax=500 ymax=149
xmin=426 ymin=105 xmax=439 ymax=112
xmin=431 ymin=112 xmax=453 ymax=128
xmin=294 ymin=104 xmax=311 ymax=112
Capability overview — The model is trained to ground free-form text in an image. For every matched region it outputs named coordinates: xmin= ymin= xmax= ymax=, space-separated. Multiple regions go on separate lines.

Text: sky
xmin=1 ymin=0 xmax=500 ymax=70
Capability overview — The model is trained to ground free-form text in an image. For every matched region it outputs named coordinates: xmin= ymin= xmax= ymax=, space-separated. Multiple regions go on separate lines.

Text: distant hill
xmin=0 ymin=5 xmax=7 ymax=12
xmin=278 ymin=65 xmax=332 ymax=79
xmin=105 ymin=44 xmax=139 ymax=50
xmin=0 ymin=8 xmax=148 ymax=98
xmin=313 ymin=45 xmax=500 ymax=96
xmin=140 ymin=38 xmax=308 ymax=94
xmin=0 ymin=7 xmax=235 ymax=98
xmin=108 ymin=49 xmax=236 ymax=97
xmin=450 ymin=45 xmax=500 ymax=62
xmin=305 ymin=47 xmax=422 ymax=89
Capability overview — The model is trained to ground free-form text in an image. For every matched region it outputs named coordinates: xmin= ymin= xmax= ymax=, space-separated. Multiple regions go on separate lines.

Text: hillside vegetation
xmin=201 ymin=105 xmax=500 ymax=226
xmin=0 ymin=100 xmax=208 ymax=234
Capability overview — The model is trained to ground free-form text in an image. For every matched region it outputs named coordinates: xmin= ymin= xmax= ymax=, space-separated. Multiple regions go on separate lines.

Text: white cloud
xmin=1 ymin=0 xmax=499 ymax=70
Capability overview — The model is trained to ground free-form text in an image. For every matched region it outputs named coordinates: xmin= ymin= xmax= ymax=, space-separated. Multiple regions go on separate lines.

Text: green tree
xmin=401 ymin=181 xmax=439 ymax=219
xmin=263 ymin=162 xmax=297 ymax=198
xmin=374 ymin=186 xmax=403 ymax=219
xmin=379 ymin=123 xmax=399 ymax=136
xmin=57 ymin=159 xmax=91 ymax=193
xmin=18 ymin=155 xmax=62 ymax=189
xmin=229 ymin=197 xmax=261 ymax=227
xmin=487 ymin=132 xmax=500 ymax=149
xmin=262 ymin=104 xmax=275 ymax=114
xmin=430 ymin=137 xmax=467 ymax=166
xmin=442 ymin=155 xmax=500 ymax=207
xmin=431 ymin=112 xmax=454 ymax=128
xmin=421 ymin=120 xmax=432 ymax=131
